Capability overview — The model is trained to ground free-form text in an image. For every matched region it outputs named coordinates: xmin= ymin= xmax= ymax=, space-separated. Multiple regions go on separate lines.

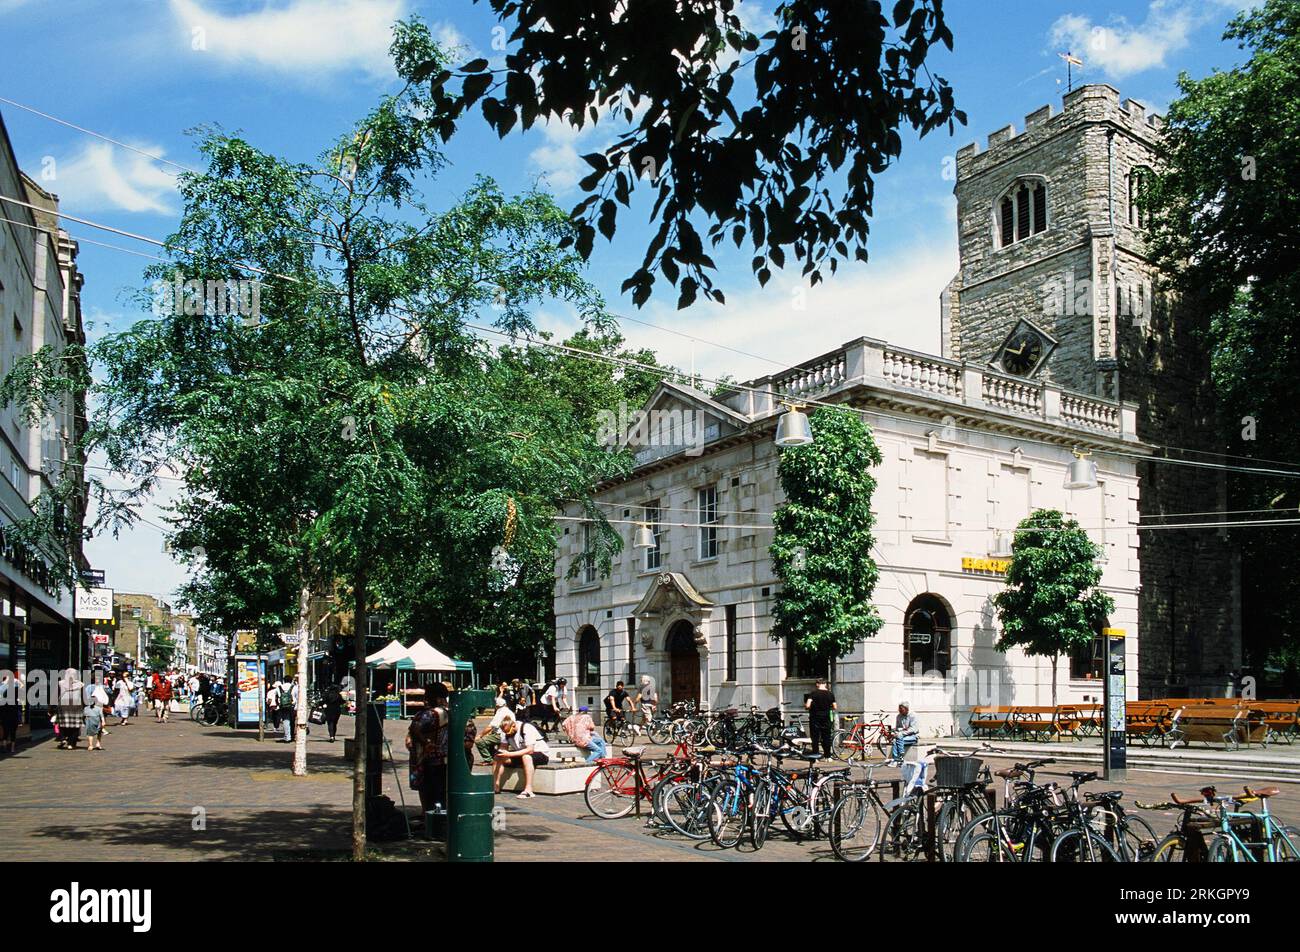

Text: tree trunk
xmin=292 ymin=583 xmax=311 ymax=776
xmin=1050 ymin=654 xmax=1059 ymax=708
xmin=351 ymin=572 xmax=368 ymax=861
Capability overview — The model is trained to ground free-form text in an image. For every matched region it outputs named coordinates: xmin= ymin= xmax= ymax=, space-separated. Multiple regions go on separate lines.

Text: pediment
xmin=632 ymin=572 xmax=714 ymax=619
xmin=616 ymin=380 xmax=752 ymax=465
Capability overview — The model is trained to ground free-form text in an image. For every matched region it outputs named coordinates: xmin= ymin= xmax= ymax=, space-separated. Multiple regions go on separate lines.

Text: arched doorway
xmin=666 ymin=620 xmax=700 ymax=707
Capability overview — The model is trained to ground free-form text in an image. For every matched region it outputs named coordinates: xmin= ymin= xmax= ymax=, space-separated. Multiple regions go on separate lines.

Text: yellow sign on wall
xmin=961 ymin=557 xmax=1011 ymax=574
xmin=1102 ymin=627 xmax=1127 ymax=637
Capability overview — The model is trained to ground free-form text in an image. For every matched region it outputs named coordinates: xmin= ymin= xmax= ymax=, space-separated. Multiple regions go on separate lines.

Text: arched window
xmin=577 ymin=626 xmax=600 ymax=684
xmin=997 ymin=178 xmax=1048 ymax=247
xmin=902 ymin=594 xmax=952 ymax=677
xmin=1128 ymin=167 xmax=1152 ymax=228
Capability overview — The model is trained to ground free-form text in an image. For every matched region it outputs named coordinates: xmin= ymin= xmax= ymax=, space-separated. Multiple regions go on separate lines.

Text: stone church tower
xmin=942 ymin=84 xmax=1241 ymax=696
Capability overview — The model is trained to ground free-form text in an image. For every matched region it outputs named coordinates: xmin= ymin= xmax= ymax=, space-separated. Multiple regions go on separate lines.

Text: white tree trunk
xmin=293 ymin=583 xmax=311 ymax=776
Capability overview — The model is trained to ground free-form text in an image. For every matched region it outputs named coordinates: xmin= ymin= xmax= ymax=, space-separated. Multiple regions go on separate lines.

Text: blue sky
xmin=0 ymin=0 xmax=1258 ymax=602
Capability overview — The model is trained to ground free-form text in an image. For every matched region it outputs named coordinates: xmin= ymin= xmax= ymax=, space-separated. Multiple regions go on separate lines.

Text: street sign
xmin=79 ymin=569 xmax=106 ymax=586
xmin=282 ymin=629 xmax=305 ymax=646
xmin=74 ymin=586 xmax=114 ymax=620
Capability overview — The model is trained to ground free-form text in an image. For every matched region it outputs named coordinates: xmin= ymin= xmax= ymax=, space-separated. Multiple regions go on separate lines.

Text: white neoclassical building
xmin=553 ymin=336 xmax=1146 ymax=737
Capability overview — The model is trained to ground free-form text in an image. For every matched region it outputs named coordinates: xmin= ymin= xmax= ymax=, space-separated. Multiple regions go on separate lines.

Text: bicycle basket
xmin=934 ymin=756 xmax=982 ymax=788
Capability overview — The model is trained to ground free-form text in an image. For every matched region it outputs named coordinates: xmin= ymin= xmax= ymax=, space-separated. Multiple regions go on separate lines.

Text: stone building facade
xmin=1 ymin=110 xmax=88 ymax=689
xmin=554 ymin=341 xmax=1146 ymax=737
xmin=943 ymin=84 xmax=1239 ymax=695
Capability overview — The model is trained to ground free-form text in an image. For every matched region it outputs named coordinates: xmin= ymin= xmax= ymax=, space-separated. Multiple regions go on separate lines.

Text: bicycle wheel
xmin=955 ymin=811 xmax=1051 ymax=863
xmin=809 ymin=772 xmax=852 ymax=838
xmin=189 ymin=702 xmax=204 ymax=723
xmin=831 ymin=729 xmax=860 ymax=763
xmin=648 ymin=719 xmax=673 ymax=745
xmin=936 ymin=796 xmax=983 ymax=862
xmin=1148 ymin=832 xmax=1191 ymax=863
xmin=1116 ymin=814 xmax=1159 ymax=861
xmin=829 ymin=790 xmax=884 ymax=862
xmin=1269 ymin=825 xmax=1300 ymax=862
xmin=650 ymin=773 xmax=685 ymax=826
xmin=1050 ymin=828 xmax=1122 ymax=862
xmin=583 ymin=762 xmax=637 ymax=819
xmin=1206 ymin=833 xmax=1241 ymax=863
xmin=749 ymin=777 xmax=776 ymax=850
xmin=664 ymin=780 xmax=716 ymax=840
xmin=198 ymin=703 xmax=221 ymax=727
xmin=881 ymin=799 xmax=927 ymax=862
xmin=708 ymin=779 xmax=749 ymax=848
xmin=602 ymin=719 xmax=624 ymax=745
xmin=962 ymin=831 xmax=1017 ymax=862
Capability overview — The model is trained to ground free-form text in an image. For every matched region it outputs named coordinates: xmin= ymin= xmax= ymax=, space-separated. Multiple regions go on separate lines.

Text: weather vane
xmin=1059 ymin=51 xmax=1083 ymax=92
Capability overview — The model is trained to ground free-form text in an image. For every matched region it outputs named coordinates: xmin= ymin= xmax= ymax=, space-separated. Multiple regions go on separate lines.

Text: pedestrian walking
xmin=804 ymin=678 xmax=837 ymax=759
xmin=278 ymin=679 xmax=297 ymax=743
xmin=406 ymin=683 xmax=450 ymax=816
xmin=153 ymin=673 xmax=173 ymax=722
xmin=562 ymin=705 xmax=605 ymax=763
xmin=322 ymin=680 xmax=343 ymax=741
xmin=56 ymin=670 xmax=85 ymax=750
xmin=112 ymin=675 xmax=132 ymax=726
xmin=84 ymin=681 xmax=109 ymax=752
xmin=266 ymin=678 xmax=280 ymax=730
xmin=0 ymin=669 xmax=23 ymax=754
xmin=637 ymin=675 xmax=658 ymax=728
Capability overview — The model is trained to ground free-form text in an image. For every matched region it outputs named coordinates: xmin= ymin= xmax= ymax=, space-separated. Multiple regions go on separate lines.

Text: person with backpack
xmin=492 ymin=713 xmax=550 ymax=798
xmin=278 ymin=679 xmax=297 ymax=743
xmin=406 ymin=683 xmax=450 ymax=816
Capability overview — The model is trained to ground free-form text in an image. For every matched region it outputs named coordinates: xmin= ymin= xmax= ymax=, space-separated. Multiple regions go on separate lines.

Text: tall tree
xmin=424 ymin=0 xmax=964 ymax=307
xmin=993 ymin=510 xmax=1114 ymax=706
xmin=770 ymin=408 xmax=884 ymax=663
xmin=1145 ymin=0 xmax=1300 ymax=689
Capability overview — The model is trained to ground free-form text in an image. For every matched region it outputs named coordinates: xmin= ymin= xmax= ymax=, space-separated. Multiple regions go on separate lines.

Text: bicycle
xmin=747 ymin=743 xmax=852 ymax=849
xmin=1138 ymin=786 xmax=1220 ymax=862
xmin=832 ymin=711 xmax=894 ymax=763
xmin=1080 ymin=788 xmax=1159 ymax=861
xmin=828 ymin=760 xmax=895 ymax=861
xmin=583 ymin=742 xmax=692 ymax=820
xmin=1047 ymin=771 xmax=1124 ymax=862
xmin=1204 ymin=785 xmax=1299 ymax=863
xmin=954 ymin=759 xmax=1062 ymax=862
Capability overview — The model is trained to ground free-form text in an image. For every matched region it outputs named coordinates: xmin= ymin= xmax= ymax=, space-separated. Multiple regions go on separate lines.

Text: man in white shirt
xmin=492 ymin=715 xmax=550 ymax=798
xmin=473 ymin=699 xmax=514 ymax=764
xmin=539 ymin=678 xmax=569 ymax=730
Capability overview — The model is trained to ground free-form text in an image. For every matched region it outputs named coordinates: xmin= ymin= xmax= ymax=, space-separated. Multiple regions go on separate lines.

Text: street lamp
xmin=634 ymin=522 xmax=656 ymax=550
xmin=774 ymin=403 xmax=813 ymax=447
xmin=990 ymin=530 xmax=1014 ymax=559
xmin=1063 ymin=448 xmax=1099 ymax=491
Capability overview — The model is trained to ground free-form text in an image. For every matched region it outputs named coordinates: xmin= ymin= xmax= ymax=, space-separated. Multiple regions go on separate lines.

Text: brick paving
xmin=1 ymin=713 xmax=1296 ymax=862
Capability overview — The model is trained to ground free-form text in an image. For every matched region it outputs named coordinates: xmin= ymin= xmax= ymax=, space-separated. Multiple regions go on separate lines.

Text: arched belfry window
xmin=1128 ymin=167 xmax=1152 ymax=228
xmin=577 ymin=626 xmax=600 ymax=684
xmin=902 ymin=594 xmax=952 ymax=677
xmin=997 ymin=178 xmax=1048 ymax=247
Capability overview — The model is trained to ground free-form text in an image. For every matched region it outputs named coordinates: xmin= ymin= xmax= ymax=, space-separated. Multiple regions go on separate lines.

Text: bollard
xmin=447 ymin=688 xmax=495 ymax=862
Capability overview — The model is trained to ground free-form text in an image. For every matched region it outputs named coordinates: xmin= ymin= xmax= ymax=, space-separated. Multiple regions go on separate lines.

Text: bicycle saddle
xmin=1244 ymin=785 xmax=1280 ymax=799
xmin=1068 ymin=770 xmax=1099 ymax=783
xmin=995 ymin=767 xmax=1024 ymax=779
xmin=721 ymin=707 xmax=739 ymax=717
xmin=1086 ymin=790 xmax=1124 ymax=801
xmin=778 ymin=750 xmax=822 ymax=762
xmin=622 ymin=746 xmax=646 ymax=758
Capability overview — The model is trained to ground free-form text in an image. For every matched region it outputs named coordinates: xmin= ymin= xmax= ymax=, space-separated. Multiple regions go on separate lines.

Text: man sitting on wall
xmin=493 ymin=714 xmax=550 ymax=799
xmin=892 ymin=700 xmax=919 ymax=762
xmin=562 ymin=705 xmax=606 ymax=763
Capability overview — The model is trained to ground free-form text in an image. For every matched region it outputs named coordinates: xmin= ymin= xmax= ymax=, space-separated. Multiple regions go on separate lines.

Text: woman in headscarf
xmin=56 ymin=669 xmax=86 ymax=750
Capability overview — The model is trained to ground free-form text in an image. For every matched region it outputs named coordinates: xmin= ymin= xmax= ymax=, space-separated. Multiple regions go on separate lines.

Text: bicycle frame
xmin=1212 ymin=796 xmax=1297 ymax=862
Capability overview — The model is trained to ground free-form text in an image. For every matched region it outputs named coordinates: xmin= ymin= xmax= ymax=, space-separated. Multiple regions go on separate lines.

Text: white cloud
xmin=168 ymin=0 xmax=409 ymax=77
xmin=1049 ymin=0 xmax=1245 ymax=80
xmin=538 ymin=237 xmax=958 ymax=384
xmin=46 ymin=141 xmax=178 ymax=215
xmin=529 ymin=117 xmax=596 ymax=195
xmin=0 ymin=0 xmax=36 ymax=13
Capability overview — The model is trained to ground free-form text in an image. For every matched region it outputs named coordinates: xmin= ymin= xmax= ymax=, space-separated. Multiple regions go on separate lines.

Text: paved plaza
xmin=0 ymin=713 xmax=1296 ymax=862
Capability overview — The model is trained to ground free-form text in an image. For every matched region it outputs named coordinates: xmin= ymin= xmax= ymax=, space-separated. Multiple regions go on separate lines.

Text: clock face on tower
xmin=1000 ymin=329 xmax=1046 ymax=376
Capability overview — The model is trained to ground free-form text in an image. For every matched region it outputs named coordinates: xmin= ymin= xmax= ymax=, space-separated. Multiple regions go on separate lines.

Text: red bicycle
xmin=583 ymin=741 xmax=693 ymax=819
xmin=832 ymin=712 xmax=894 ymax=763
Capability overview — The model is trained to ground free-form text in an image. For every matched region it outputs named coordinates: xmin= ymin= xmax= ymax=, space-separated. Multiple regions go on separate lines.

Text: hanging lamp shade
xmin=634 ymin=523 xmax=656 ymax=550
xmin=774 ymin=406 xmax=814 ymax=447
xmin=1064 ymin=451 xmax=1099 ymax=490
xmin=990 ymin=530 xmax=1013 ymax=559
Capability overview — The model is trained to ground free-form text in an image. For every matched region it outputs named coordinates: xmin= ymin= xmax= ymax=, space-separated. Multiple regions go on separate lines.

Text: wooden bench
xmin=1252 ymin=701 xmax=1300 ymax=746
xmin=1169 ymin=705 xmax=1265 ymax=750
xmin=966 ymin=705 xmax=1015 ymax=738
xmin=1010 ymin=706 xmax=1081 ymax=741
xmin=1072 ymin=704 xmax=1103 ymax=737
xmin=1124 ymin=702 xmax=1174 ymax=746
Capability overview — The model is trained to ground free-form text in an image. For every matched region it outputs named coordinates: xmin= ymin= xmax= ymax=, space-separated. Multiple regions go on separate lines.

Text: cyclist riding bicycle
xmin=604 ymin=680 xmax=632 ymax=727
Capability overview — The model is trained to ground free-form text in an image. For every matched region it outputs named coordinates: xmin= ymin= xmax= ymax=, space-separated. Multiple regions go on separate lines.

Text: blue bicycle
xmin=1205 ymin=785 xmax=1299 ymax=863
